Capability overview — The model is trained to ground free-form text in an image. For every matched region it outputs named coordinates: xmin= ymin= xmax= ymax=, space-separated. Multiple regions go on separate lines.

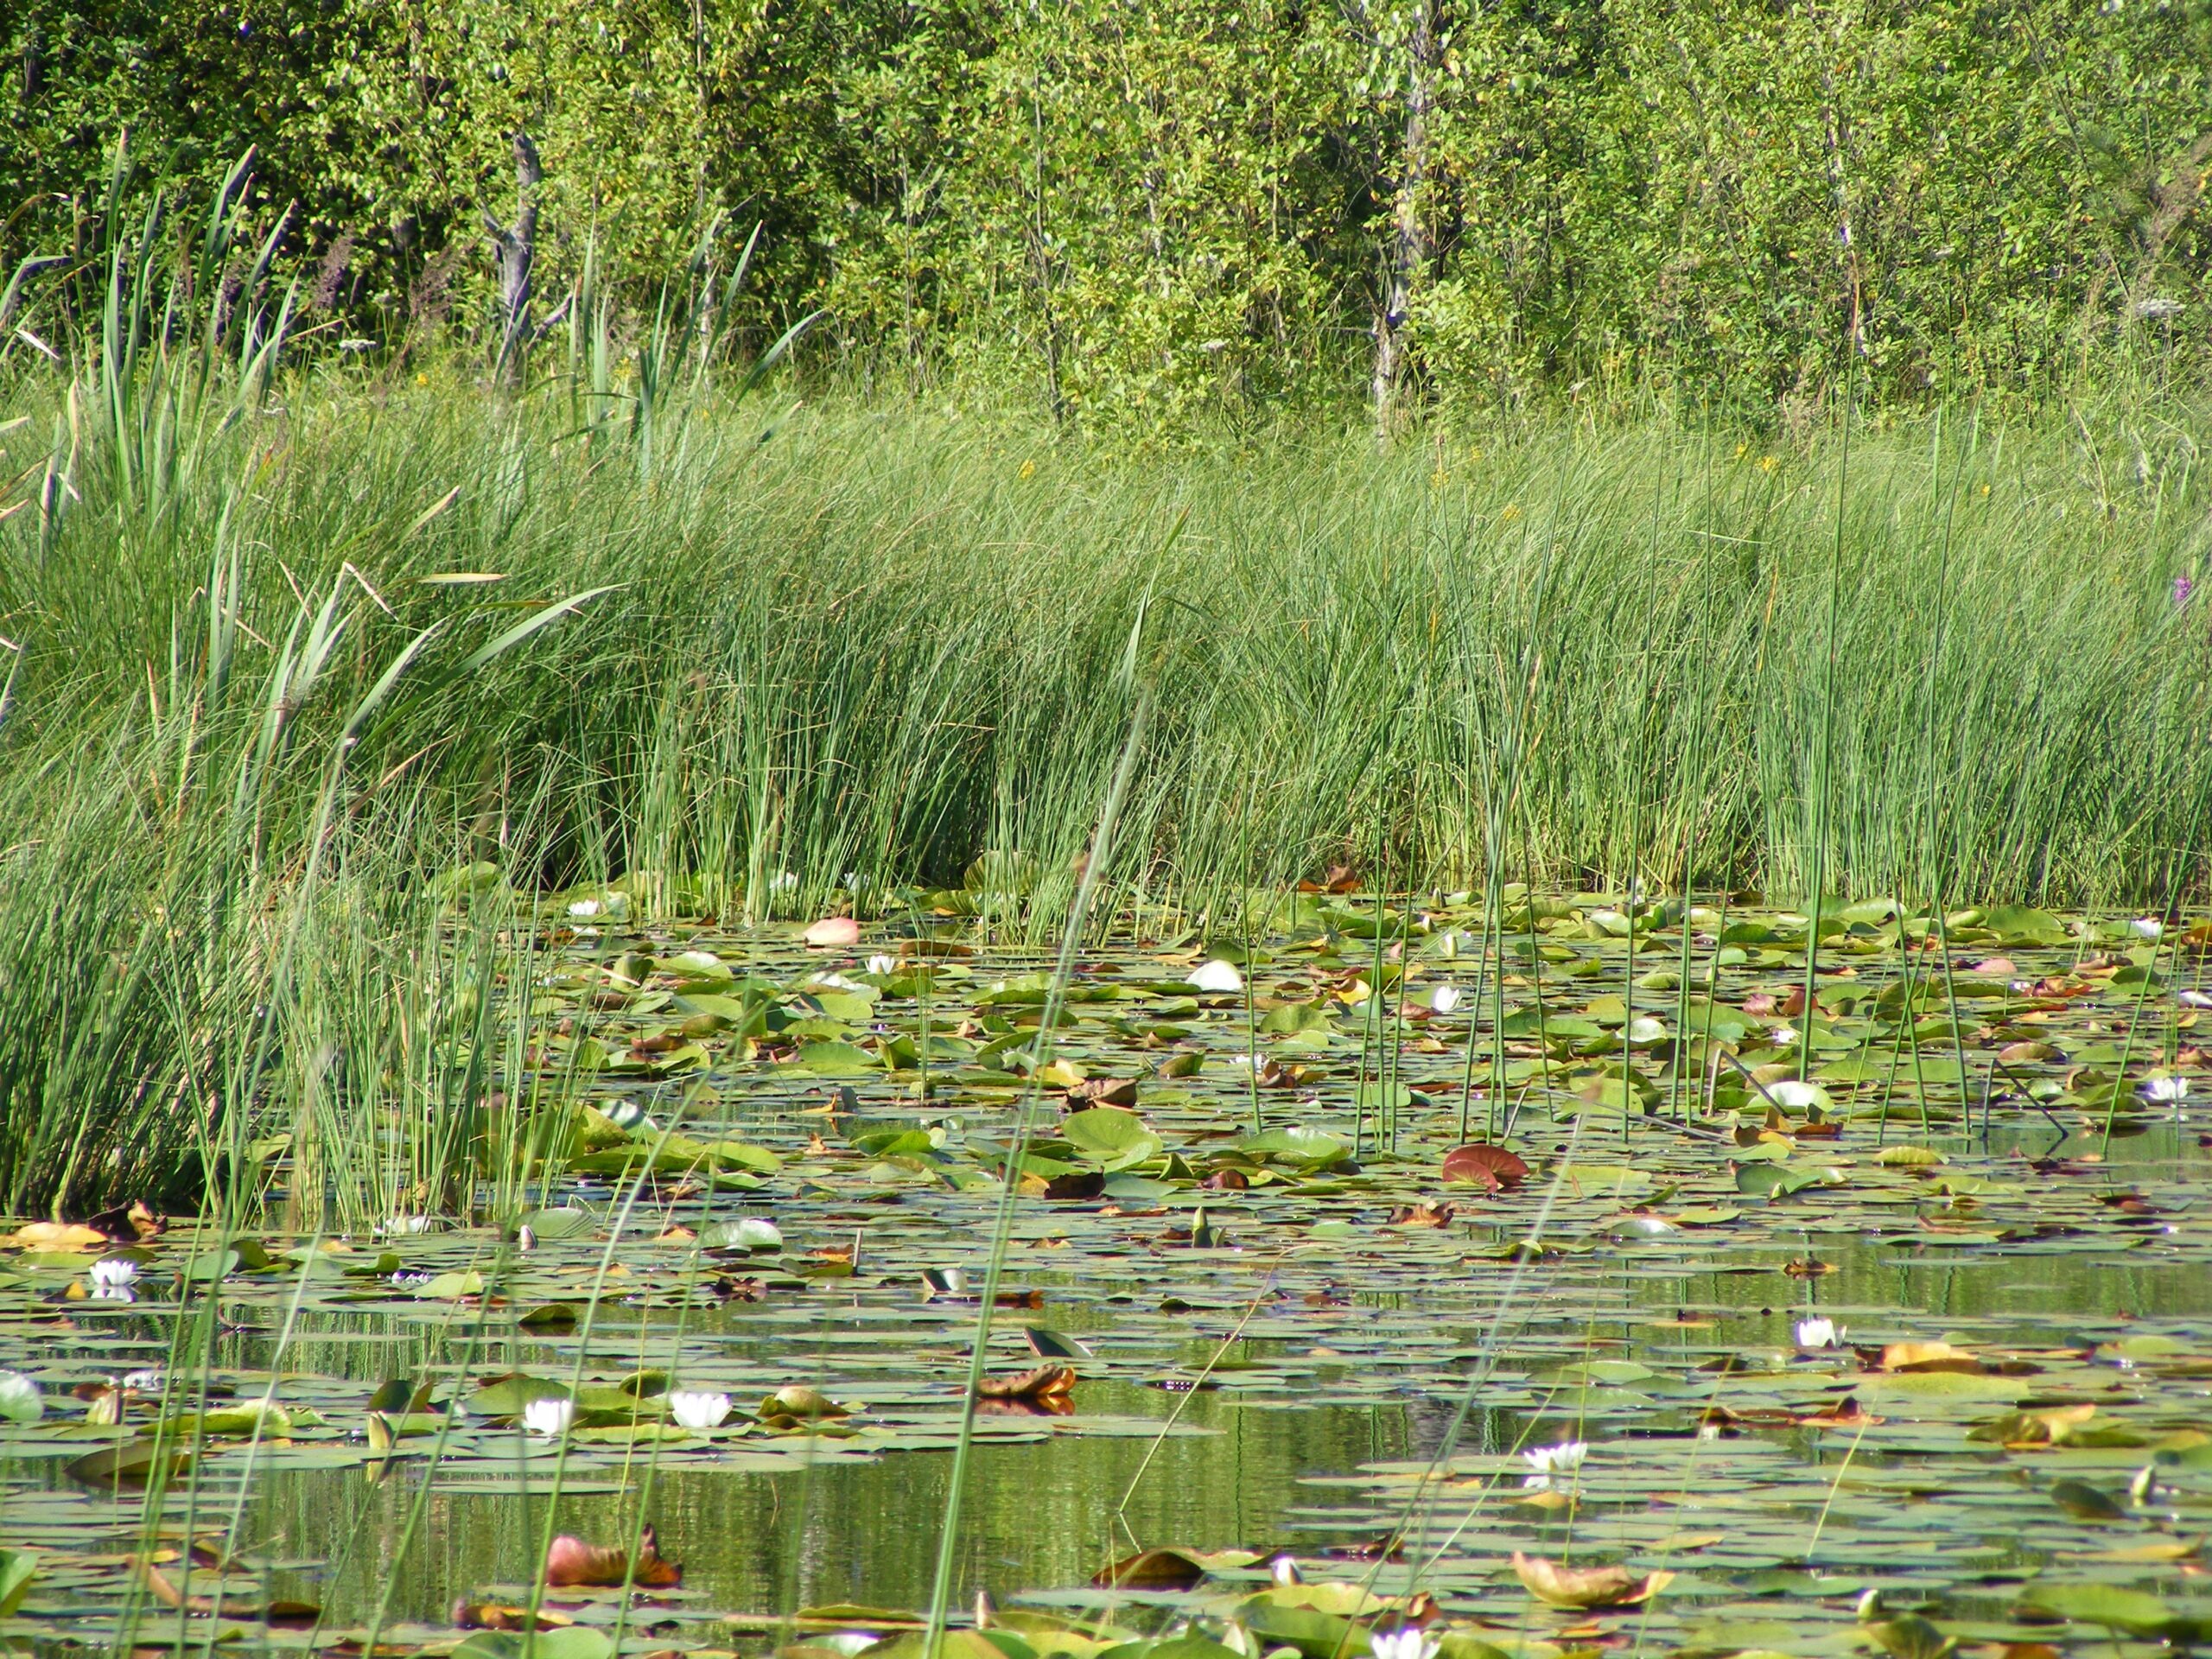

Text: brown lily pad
xmin=1512 ymin=1551 xmax=1673 ymax=1610
xmin=544 ymin=1524 xmax=683 ymax=1588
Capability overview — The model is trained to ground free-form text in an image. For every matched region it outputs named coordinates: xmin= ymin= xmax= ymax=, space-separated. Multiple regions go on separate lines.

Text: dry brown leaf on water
xmin=1092 ymin=1547 xmax=1210 ymax=1591
xmin=5 ymin=1222 xmax=111 ymax=1251
xmin=1296 ymin=866 xmax=1360 ymax=894
xmin=1798 ymin=1395 xmax=1883 ymax=1429
xmin=976 ymin=1363 xmax=1075 ymax=1404
xmin=1387 ymin=1203 xmax=1455 ymax=1228
xmin=454 ymin=1601 xmax=575 ymax=1630
xmin=544 ymin=1524 xmax=683 ymax=1588
xmin=1440 ymin=1142 xmax=1530 ymax=1192
xmin=1066 ymin=1076 xmax=1139 ymax=1108
xmin=1510 ymin=1552 xmax=1673 ymax=1610
xmin=1880 ymin=1341 xmax=1982 ymax=1375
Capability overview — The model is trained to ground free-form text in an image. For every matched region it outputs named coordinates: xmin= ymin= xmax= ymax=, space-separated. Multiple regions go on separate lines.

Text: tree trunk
xmin=485 ymin=132 xmax=543 ymax=391
xmin=1373 ymin=0 xmax=1434 ymax=440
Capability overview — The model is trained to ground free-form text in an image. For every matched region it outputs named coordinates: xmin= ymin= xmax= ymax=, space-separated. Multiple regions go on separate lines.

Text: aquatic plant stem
xmin=1801 ymin=350 xmax=1855 ymax=1083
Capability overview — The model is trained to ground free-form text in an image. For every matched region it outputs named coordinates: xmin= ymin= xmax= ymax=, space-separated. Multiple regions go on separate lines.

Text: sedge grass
xmin=3 ymin=342 xmax=2210 ymax=1215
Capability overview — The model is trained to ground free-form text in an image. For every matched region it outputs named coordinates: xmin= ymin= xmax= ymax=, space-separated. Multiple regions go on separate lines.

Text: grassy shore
xmin=1 ymin=359 xmax=2207 ymax=1214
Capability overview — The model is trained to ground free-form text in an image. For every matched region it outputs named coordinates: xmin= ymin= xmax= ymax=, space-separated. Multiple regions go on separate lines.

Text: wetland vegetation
xmin=3 ymin=33 xmax=2212 ymax=1659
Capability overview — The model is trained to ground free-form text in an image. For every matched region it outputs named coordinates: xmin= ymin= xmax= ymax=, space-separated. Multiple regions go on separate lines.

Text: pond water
xmin=3 ymin=894 xmax=2209 ymax=1657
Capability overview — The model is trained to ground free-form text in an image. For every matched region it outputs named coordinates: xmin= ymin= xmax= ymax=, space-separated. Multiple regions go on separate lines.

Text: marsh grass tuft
xmin=3 ymin=314 xmax=2209 ymax=1213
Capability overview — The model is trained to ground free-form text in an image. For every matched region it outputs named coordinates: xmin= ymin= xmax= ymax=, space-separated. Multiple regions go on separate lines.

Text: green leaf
xmin=455 ymin=1628 xmax=616 ymax=1659
xmin=790 ymin=1040 xmax=882 ymax=1077
xmin=0 ymin=1548 xmax=35 ymax=1617
xmin=1060 ymin=1107 xmax=1163 ymax=1169
xmin=1980 ymin=905 xmax=2069 ymax=946
xmin=700 ymin=1217 xmax=784 ymax=1252
xmin=2020 ymin=1583 xmax=2212 ymax=1640
xmin=1236 ymin=1128 xmax=1349 ymax=1168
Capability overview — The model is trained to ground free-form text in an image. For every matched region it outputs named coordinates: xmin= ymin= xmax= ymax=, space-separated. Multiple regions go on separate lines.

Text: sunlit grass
xmin=1 ymin=348 xmax=2208 ymax=1216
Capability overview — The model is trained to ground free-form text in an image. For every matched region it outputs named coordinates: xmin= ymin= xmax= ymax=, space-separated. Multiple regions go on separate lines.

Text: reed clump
xmin=2 ymin=316 xmax=2207 ymax=1216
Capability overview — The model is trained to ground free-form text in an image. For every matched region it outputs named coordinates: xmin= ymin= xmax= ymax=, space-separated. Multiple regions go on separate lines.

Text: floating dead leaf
xmin=2077 ymin=1537 xmax=2205 ymax=1564
xmin=1297 ymin=866 xmax=1361 ymax=894
xmin=758 ymin=1385 xmax=849 ymax=1424
xmin=1798 ymin=1395 xmax=1881 ymax=1428
xmin=1387 ymin=1203 xmax=1455 ymax=1228
xmin=4 ymin=1221 xmax=110 ymax=1251
xmin=1440 ymin=1142 xmax=1529 ymax=1192
xmin=1066 ymin=1076 xmax=1139 ymax=1108
xmin=1880 ymin=1341 xmax=1982 ymax=1375
xmin=976 ymin=1363 xmax=1075 ymax=1408
xmin=1510 ymin=1552 xmax=1672 ymax=1610
xmin=544 ymin=1525 xmax=683 ymax=1588
xmin=1093 ymin=1548 xmax=1210 ymax=1591
xmin=454 ymin=1601 xmax=574 ymax=1631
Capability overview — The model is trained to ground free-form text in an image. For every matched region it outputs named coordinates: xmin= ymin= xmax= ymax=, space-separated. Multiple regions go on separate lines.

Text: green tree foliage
xmin=3 ymin=0 xmax=2207 ymax=416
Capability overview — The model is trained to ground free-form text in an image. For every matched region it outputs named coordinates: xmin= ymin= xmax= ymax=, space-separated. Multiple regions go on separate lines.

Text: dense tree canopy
xmin=5 ymin=1 xmax=2208 ymax=418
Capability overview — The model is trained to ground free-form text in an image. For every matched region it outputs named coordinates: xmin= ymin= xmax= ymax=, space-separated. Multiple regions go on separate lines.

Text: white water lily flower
xmin=866 ymin=953 xmax=898 ymax=976
xmin=1269 ymin=1554 xmax=1303 ymax=1586
xmin=377 ymin=1215 xmax=435 ymax=1236
xmin=769 ymin=870 xmax=799 ymax=893
xmin=2139 ymin=1076 xmax=2190 ymax=1104
xmin=388 ymin=1270 xmax=435 ymax=1289
xmin=2182 ymin=989 xmax=2212 ymax=1010
xmin=522 ymin=1397 xmax=575 ymax=1439
xmin=2130 ymin=917 xmax=2164 ymax=939
xmin=1370 ymin=1629 xmax=1440 ymax=1659
xmin=668 ymin=1389 xmax=733 ymax=1429
xmin=568 ymin=898 xmax=603 ymax=918
xmin=1796 ymin=1316 xmax=1841 ymax=1349
xmin=0 ymin=1370 xmax=41 ymax=1423
xmin=1187 ymin=958 xmax=1244 ymax=994
xmin=1768 ymin=1025 xmax=1800 ymax=1047
xmin=1522 ymin=1440 xmax=1588 ymax=1488
xmin=88 ymin=1258 xmax=140 ymax=1300
xmin=1430 ymin=983 xmax=1464 ymax=1014
xmin=811 ymin=972 xmax=870 ymax=995
xmin=122 ymin=1368 xmax=165 ymax=1395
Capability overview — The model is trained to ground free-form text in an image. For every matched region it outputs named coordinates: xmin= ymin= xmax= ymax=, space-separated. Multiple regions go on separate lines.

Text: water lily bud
xmin=0 ymin=1370 xmax=41 ymax=1423
xmin=1186 ymin=959 xmax=1243 ymax=994
xmin=522 ymin=1397 xmax=576 ymax=1438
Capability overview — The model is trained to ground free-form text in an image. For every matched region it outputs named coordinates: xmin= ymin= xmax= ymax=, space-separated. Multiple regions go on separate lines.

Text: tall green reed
xmin=4 ymin=266 xmax=2209 ymax=1215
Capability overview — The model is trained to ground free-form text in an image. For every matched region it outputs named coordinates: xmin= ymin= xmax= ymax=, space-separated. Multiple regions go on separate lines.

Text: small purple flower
xmin=2175 ymin=575 xmax=2195 ymax=608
